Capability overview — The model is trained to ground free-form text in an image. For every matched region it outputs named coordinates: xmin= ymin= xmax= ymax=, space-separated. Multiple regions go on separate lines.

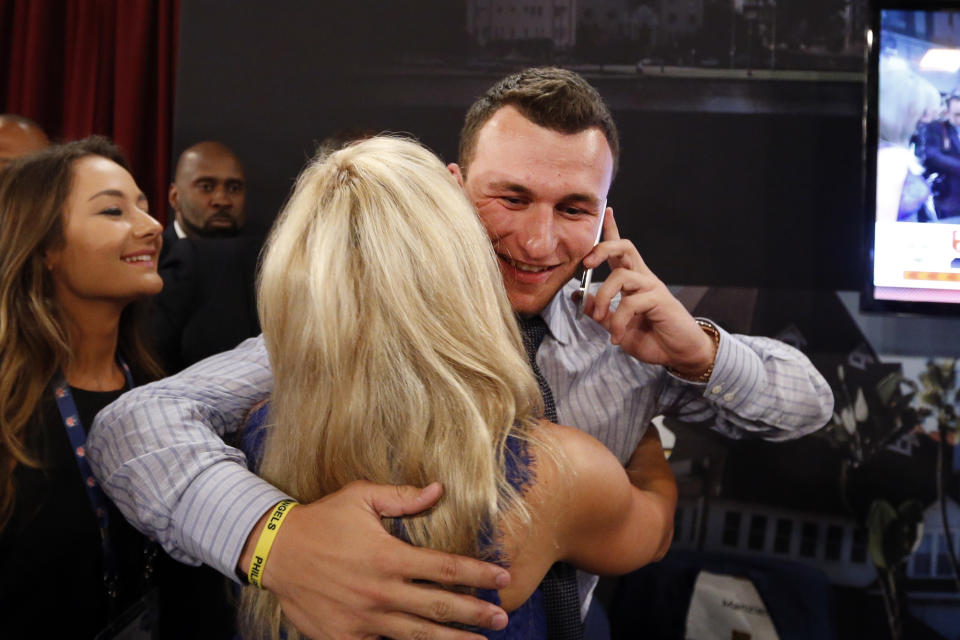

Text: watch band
xmin=668 ymin=319 xmax=719 ymax=383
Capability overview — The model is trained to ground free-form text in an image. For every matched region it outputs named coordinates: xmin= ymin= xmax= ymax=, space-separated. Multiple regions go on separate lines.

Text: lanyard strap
xmin=52 ymin=358 xmax=135 ymax=611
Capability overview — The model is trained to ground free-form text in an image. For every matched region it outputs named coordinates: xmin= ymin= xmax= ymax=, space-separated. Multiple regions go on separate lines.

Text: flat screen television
xmin=863 ymin=1 xmax=960 ymax=314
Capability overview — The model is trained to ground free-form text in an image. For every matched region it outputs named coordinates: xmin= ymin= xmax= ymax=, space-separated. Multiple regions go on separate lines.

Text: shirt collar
xmin=173 ymin=219 xmax=188 ymax=239
xmin=538 ymin=279 xmax=579 ymax=346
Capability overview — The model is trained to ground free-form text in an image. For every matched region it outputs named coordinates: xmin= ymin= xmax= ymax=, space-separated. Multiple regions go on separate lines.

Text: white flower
xmin=855 ymin=387 xmax=869 ymax=422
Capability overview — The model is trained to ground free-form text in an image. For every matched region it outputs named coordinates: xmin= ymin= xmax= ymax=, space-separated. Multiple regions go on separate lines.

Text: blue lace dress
xmin=241 ymin=404 xmax=547 ymax=638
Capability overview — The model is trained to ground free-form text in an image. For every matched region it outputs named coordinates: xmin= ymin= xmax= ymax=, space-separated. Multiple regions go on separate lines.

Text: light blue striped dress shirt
xmin=540 ymin=282 xmax=834 ymax=615
xmin=87 ymin=279 xmax=834 ymax=583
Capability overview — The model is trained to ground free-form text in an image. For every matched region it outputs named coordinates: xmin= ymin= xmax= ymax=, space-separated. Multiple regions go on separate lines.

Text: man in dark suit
xmin=153 ymin=141 xmax=261 ymax=638
xmin=921 ymin=94 xmax=960 ymax=221
xmin=154 ymin=141 xmax=261 ymax=373
xmin=161 ymin=140 xmax=247 ymax=258
xmin=153 ymin=234 xmax=262 ymax=372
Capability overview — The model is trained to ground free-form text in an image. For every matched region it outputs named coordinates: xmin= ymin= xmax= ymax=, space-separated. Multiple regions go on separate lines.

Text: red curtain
xmin=0 ymin=0 xmax=179 ymax=224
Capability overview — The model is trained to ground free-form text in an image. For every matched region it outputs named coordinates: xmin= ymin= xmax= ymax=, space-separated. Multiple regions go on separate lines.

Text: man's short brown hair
xmin=458 ymin=67 xmax=619 ymax=175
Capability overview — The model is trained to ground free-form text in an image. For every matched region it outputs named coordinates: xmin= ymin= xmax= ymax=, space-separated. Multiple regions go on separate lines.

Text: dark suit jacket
xmin=152 ymin=231 xmax=262 ymax=373
xmin=920 ymin=120 xmax=960 ymax=219
xmin=159 ymin=223 xmax=179 ymax=264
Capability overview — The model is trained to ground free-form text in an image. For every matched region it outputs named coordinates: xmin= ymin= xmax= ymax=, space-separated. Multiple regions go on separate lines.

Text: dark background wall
xmin=173 ymin=0 xmax=864 ymax=291
xmin=172 ymin=4 xmax=960 ymax=637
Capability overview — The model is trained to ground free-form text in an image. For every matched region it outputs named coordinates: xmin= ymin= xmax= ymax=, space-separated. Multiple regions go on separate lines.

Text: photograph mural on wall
xmin=464 ymin=0 xmax=865 ymax=73
xmin=611 ymin=286 xmax=960 ymax=640
xmin=360 ymin=0 xmax=867 ymax=74
xmin=347 ymin=0 xmax=866 ymax=116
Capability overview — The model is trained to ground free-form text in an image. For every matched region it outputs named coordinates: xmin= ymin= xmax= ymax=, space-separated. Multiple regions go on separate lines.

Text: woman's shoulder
xmin=524 ymin=420 xmax=649 ymax=573
xmin=495 ymin=420 xmax=633 ymax=609
xmin=528 ymin=420 xmax=627 ymax=497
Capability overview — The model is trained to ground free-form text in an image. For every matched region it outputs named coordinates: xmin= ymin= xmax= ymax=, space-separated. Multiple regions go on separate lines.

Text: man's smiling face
xmin=456 ymin=105 xmax=614 ymax=316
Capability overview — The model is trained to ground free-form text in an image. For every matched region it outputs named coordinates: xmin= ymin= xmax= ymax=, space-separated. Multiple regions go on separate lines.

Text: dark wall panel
xmin=175 ymin=0 xmax=864 ymax=289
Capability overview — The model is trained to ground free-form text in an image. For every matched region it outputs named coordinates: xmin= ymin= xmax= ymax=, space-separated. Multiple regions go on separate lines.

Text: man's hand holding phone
xmin=574 ymin=208 xmax=716 ymax=379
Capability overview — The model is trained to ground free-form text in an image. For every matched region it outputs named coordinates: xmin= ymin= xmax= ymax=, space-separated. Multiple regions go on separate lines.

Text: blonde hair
xmin=879 ymin=60 xmax=941 ymax=145
xmin=243 ymin=135 xmax=543 ymax=639
xmin=920 ymin=81 xmax=943 ymax=122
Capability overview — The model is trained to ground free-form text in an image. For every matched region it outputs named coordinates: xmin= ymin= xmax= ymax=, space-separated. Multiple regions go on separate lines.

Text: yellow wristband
xmin=248 ymin=499 xmax=298 ymax=589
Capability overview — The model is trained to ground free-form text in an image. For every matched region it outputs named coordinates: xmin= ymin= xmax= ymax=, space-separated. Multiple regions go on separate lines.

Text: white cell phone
xmin=577 ymin=203 xmax=607 ymax=319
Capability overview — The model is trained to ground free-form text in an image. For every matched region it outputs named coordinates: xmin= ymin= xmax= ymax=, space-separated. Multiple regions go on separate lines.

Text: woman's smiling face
xmin=45 ymin=155 xmax=163 ymax=307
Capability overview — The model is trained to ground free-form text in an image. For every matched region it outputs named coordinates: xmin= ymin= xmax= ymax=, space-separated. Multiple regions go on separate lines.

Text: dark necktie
xmin=515 ymin=315 xmax=584 ymax=640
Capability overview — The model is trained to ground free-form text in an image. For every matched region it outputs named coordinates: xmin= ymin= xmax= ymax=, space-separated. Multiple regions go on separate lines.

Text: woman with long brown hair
xmin=0 ymin=137 xmax=165 ymax=638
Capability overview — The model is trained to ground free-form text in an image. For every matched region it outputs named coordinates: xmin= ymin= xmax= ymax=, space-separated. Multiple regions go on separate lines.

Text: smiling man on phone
xmin=89 ymin=68 xmax=833 ymax=640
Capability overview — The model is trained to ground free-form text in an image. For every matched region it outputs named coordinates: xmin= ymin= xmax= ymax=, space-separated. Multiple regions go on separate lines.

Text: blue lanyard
xmin=51 ymin=358 xmax=135 ymax=612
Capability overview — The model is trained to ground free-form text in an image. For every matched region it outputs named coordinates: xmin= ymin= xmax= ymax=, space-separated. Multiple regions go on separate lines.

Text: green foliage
xmin=917 ymin=359 xmax=960 ymax=436
xmin=867 ymin=499 xmax=924 ymax=570
xmin=826 ymin=364 xmax=920 ymax=466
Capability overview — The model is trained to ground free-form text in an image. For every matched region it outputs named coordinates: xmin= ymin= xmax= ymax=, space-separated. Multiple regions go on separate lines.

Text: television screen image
xmin=865 ymin=4 xmax=960 ymax=312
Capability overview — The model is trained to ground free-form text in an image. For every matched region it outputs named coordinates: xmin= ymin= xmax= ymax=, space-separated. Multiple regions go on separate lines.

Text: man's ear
xmin=447 ymin=162 xmax=464 ymax=188
xmin=168 ymin=183 xmax=179 ymax=211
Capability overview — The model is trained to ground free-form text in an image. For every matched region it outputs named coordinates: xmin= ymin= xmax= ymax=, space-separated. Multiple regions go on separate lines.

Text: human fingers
xmin=358 ymin=541 xmax=510 ymax=632
xmin=279 ymin=603 xmax=359 ymax=640
xmin=584 ymin=232 xmax=649 ymax=271
xmin=270 ymin=526 xmax=508 ymax=637
xmin=604 ymin=285 xmax=711 ymax=369
xmin=604 ymin=288 xmax=664 ymax=346
xmin=602 ymin=206 xmax=619 ymax=241
xmin=374 ymin=610 xmax=501 ymax=640
xmin=572 ymin=289 xmax=595 ymax=317
xmin=588 ymin=267 xmax=659 ymax=326
xmin=361 ymin=480 xmax=444 ymax=517
xmin=281 ymin=593 xmax=502 ymax=640
xmin=385 ymin=581 xmax=510 ymax=632
xmin=385 ymin=541 xmax=511 ymax=591
xmin=357 ymin=481 xmax=512 ymax=590
xmin=581 ymin=206 xmax=622 ymax=268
